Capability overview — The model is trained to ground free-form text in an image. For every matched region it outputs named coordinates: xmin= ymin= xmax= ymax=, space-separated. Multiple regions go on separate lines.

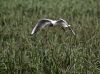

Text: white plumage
xmin=31 ymin=18 xmax=75 ymax=35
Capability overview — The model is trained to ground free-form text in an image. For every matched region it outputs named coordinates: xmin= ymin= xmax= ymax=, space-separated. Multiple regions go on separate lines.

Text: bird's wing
xmin=57 ymin=18 xmax=70 ymax=27
xmin=31 ymin=19 xmax=52 ymax=34
xmin=57 ymin=18 xmax=76 ymax=35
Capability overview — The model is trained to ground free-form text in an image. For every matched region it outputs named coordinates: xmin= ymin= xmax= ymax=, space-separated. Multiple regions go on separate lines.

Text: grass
xmin=0 ymin=0 xmax=100 ymax=74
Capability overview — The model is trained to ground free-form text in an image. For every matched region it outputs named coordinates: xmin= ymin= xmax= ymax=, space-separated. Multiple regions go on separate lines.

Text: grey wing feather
xmin=31 ymin=19 xmax=51 ymax=34
xmin=57 ymin=18 xmax=76 ymax=35
xmin=57 ymin=18 xmax=70 ymax=27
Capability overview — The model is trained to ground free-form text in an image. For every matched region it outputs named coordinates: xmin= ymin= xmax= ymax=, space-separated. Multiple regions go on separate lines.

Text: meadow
xmin=0 ymin=0 xmax=100 ymax=74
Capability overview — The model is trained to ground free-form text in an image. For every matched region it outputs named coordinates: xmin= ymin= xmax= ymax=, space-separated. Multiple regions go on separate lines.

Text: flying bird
xmin=31 ymin=18 xmax=75 ymax=35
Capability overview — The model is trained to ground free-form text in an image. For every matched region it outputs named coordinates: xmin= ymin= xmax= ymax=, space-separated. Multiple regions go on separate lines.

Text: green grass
xmin=0 ymin=0 xmax=100 ymax=74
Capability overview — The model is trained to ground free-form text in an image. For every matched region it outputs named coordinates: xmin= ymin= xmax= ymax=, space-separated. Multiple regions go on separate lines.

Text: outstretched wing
xmin=57 ymin=18 xmax=70 ymax=27
xmin=31 ymin=19 xmax=52 ymax=34
xmin=57 ymin=18 xmax=76 ymax=35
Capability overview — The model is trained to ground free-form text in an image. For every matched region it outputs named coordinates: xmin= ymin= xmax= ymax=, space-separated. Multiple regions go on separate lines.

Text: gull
xmin=31 ymin=18 xmax=75 ymax=35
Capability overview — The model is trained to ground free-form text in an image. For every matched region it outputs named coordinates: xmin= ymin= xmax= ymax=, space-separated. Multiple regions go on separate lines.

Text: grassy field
xmin=0 ymin=0 xmax=100 ymax=74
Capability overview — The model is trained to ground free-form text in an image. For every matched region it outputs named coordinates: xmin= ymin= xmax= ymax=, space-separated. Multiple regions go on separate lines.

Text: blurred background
xmin=0 ymin=0 xmax=100 ymax=73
